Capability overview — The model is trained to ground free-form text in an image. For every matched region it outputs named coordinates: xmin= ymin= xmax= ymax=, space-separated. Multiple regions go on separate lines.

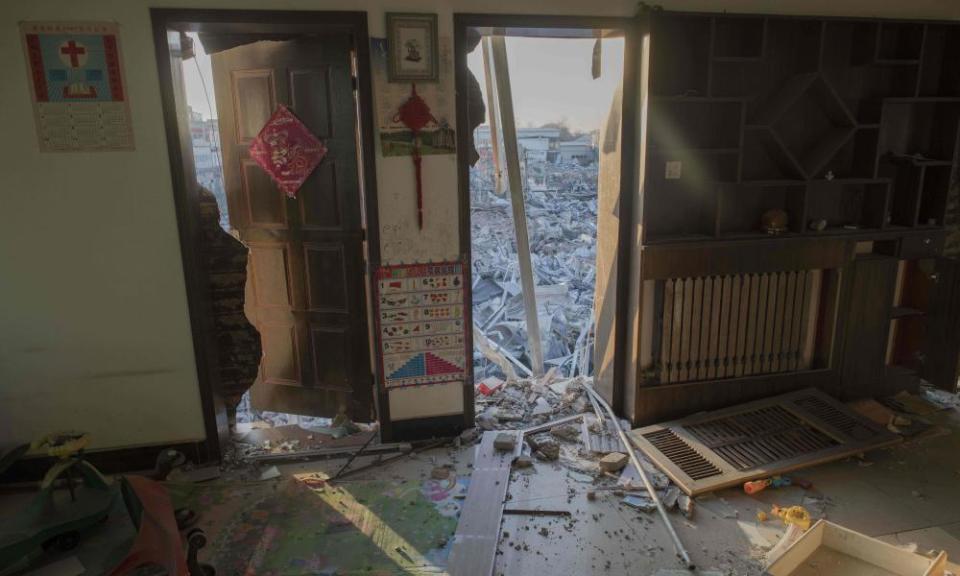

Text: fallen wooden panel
xmin=629 ymin=388 xmax=901 ymax=496
xmin=766 ymin=519 xmax=947 ymax=576
xmin=448 ymin=431 xmax=517 ymax=576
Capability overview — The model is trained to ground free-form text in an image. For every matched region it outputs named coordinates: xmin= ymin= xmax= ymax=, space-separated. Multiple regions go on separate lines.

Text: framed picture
xmin=386 ymin=13 xmax=439 ymax=83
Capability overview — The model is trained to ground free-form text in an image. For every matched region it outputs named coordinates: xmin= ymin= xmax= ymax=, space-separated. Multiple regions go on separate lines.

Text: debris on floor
xmin=470 ymin=156 xmax=599 ymax=381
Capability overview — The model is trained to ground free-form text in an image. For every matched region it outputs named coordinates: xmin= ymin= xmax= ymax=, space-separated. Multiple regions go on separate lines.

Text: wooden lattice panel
xmin=629 ymin=388 xmax=901 ymax=495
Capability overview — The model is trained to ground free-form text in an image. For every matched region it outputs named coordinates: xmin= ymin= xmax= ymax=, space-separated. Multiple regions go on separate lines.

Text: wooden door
xmin=924 ymin=258 xmax=960 ymax=391
xmin=212 ymin=34 xmax=372 ymax=419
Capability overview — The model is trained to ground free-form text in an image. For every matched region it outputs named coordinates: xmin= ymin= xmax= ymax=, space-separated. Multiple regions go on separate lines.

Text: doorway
xmin=152 ymin=10 xmax=382 ymax=460
xmin=455 ymin=15 xmax=639 ymax=419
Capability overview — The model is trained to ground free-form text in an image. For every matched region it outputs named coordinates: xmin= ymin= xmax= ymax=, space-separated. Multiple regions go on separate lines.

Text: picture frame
xmin=386 ymin=13 xmax=439 ymax=83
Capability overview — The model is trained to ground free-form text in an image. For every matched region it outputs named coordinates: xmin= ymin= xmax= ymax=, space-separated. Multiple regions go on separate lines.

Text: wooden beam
xmin=490 ymin=35 xmax=544 ymax=376
xmin=447 ymin=431 xmax=514 ymax=576
xmin=481 ymin=37 xmax=504 ymax=197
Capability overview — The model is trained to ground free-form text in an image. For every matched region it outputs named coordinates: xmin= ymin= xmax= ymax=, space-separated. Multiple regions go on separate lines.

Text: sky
xmin=184 ymin=34 xmax=625 ymax=134
xmin=183 ymin=33 xmax=218 ymax=120
xmin=467 ymin=37 xmax=625 ymax=133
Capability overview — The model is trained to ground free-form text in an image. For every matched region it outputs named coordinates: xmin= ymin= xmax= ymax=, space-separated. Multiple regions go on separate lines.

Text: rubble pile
xmin=474 ymin=375 xmax=591 ymax=431
xmin=470 ymin=155 xmax=599 ymax=379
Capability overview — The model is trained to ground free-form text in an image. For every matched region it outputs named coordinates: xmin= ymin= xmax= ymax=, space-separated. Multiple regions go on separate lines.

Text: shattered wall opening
xmin=466 ymin=31 xmax=625 ymax=389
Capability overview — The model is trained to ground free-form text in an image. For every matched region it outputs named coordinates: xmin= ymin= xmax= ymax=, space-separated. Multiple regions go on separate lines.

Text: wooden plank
xmin=490 ymin=36 xmax=543 ymax=376
xmin=480 ymin=38 xmax=503 ymax=197
xmin=707 ymin=276 xmax=722 ymax=380
xmin=762 ymin=272 xmax=779 ymax=374
xmin=679 ymin=278 xmax=694 ymax=382
xmin=670 ymin=278 xmax=684 ymax=383
xmin=690 ymin=277 xmax=704 ymax=380
xmin=716 ymin=275 xmax=733 ymax=379
xmin=660 ymin=279 xmax=674 ymax=383
xmin=735 ymin=274 xmax=750 ymax=377
xmin=771 ymin=272 xmax=787 ymax=373
xmin=629 ymin=388 xmax=901 ymax=496
xmin=782 ymin=271 xmax=798 ymax=371
xmin=448 ymin=431 xmax=516 ymax=576
xmin=640 ymin=237 xmax=853 ymax=280
xmin=744 ymin=274 xmax=761 ymax=376
xmin=790 ymin=270 xmax=807 ymax=371
xmin=633 ymin=369 xmax=833 ymax=425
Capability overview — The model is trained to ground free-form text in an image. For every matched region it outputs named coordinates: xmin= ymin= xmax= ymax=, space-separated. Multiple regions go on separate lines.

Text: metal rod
xmin=331 ymin=430 xmax=377 ymax=479
xmin=582 ymin=382 xmax=695 ymax=570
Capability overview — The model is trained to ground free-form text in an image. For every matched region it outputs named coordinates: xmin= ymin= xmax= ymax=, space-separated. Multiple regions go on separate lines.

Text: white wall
xmin=1 ymin=0 xmax=957 ymax=450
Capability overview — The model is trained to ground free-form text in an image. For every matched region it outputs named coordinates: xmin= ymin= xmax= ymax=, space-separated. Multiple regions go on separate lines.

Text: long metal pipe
xmin=583 ymin=382 xmax=695 ymax=570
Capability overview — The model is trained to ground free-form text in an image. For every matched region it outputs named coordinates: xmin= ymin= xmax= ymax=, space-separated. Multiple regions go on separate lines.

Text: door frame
xmin=151 ymin=9 xmax=382 ymax=461
xmin=453 ymin=14 xmax=640 ymax=416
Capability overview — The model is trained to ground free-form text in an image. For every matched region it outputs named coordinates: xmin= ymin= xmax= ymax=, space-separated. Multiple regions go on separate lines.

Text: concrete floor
xmin=4 ymin=399 xmax=959 ymax=575
xmin=265 ymin=401 xmax=960 ymax=575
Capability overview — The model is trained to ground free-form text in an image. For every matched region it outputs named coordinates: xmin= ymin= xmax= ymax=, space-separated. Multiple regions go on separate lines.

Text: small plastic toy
xmin=0 ymin=432 xmax=115 ymax=576
xmin=771 ymin=504 xmax=812 ymax=531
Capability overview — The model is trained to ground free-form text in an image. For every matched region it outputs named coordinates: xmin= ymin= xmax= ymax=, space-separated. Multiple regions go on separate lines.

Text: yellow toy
xmin=771 ymin=505 xmax=811 ymax=530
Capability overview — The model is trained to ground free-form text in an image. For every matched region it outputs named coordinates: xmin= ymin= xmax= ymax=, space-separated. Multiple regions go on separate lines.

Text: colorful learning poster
xmin=377 ymin=262 xmax=467 ymax=389
xmin=21 ymin=22 xmax=134 ymax=152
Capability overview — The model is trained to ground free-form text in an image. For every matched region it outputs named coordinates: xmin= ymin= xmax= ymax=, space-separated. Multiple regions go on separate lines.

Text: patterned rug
xmin=167 ymin=472 xmax=465 ymax=576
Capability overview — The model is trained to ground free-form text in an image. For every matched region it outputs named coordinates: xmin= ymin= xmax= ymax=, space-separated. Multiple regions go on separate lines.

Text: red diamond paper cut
xmin=248 ymin=105 xmax=327 ymax=198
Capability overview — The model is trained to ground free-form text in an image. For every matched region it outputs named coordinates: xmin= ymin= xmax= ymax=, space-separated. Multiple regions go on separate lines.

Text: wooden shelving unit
xmin=634 ymin=11 xmax=960 ymax=424
xmin=644 ymin=14 xmax=960 ymax=245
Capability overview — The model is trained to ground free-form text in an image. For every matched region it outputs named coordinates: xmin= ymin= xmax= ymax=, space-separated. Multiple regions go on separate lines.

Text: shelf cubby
xmin=741 ymin=128 xmax=805 ymax=181
xmin=716 ymin=183 xmax=805 ymax=237
xmin=648 ymin=100 xmax=743 ymax=151
xmin=650 ymin=15 xmax=711 ymax=97
xmin=880 ymin=100 xmax=960 ymax=162
xmin=918 ymin=25 xmax=960 ymax=97
xmin=643 ymin=180 xmax=718 ymax=243
xmin=644 ymin=13 xmax=958 ymax=245
xmin=816 ymin=127 xmax=879 ymax=179
xmin=917 ymin=165 xmax=952 ymax=227
xmin=712 ymin=16 xmax=766 ymax=60
xmin=804 ymin=180 xmax=889 ymax=232
xmin=876 ymin=22 xmax=924 ymax=62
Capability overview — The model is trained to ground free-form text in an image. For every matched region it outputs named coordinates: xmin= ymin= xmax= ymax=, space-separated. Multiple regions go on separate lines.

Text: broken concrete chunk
xmin=677 ymin=494 xmax=694 ymax=518
xmin=513 ymin=455 xmax=533 ymax=469
xmin=532 ymin=397 xmax=553 ymax=416
xmin=494 ymin=432 xmax=517 ymax=452
xmin=476 ymin=411 xmax=499 ymax=431
xmin=662 ymin=486 xmax=680 ymax=511
xmin=599 ymin=452 xmax=629 ymax=473
xmin=534 ymin=439 xmax=560 ymax=461
xmin=549 ymin=423 xmax=580 ymax=441
xmin=259 ymin=465 xmax=281 ymax=480
xmin=496 ymin=409 xmax=524 ymax=422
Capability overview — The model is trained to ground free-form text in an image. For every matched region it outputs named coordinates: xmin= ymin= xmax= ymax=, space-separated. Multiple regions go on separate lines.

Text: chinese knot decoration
xmin=393 ymin=84 xmax=437 ymax=229
xmin=249 ymin=105 xmax=328 ymax=199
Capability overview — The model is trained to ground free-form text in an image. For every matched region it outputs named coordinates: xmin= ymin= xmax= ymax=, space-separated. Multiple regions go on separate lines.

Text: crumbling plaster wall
xmin=1 ymin=0 xmax=957 ymax=451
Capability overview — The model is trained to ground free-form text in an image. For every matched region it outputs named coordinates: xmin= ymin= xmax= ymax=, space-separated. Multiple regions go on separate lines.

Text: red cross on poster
xmin=20 ymin=21 xmax=133 ymax=152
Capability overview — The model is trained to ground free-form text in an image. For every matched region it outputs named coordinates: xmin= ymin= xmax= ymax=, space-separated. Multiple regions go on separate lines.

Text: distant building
xmin=557 ymin=135 xmax=596 ymax=165
xmin=474 ymin=125 xmax=595 ymax=165
xmin=189 ymin=107 xmax=229 ymax=230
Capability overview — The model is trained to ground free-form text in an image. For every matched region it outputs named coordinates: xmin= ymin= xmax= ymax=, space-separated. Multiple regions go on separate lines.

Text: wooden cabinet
xmin=633 ymin=11 xmax=960 ymax=423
